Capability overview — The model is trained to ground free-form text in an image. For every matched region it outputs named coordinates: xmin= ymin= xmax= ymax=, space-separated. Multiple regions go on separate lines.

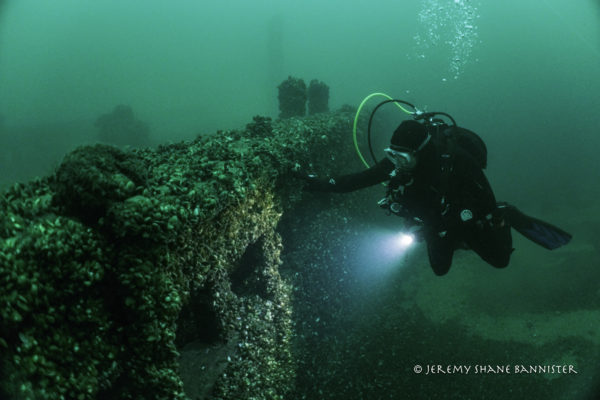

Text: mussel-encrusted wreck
xmin=0 ymin=110 xmax=366 ymax=399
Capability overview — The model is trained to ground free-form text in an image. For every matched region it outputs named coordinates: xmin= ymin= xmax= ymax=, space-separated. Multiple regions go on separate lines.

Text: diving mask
xmin=384 ymin=147 xmax=417 ymax=172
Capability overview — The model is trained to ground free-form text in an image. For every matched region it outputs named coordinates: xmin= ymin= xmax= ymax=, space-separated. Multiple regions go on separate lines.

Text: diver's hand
xmin=302 ymin=174 xmax=332 ymax=192
xmin=291 ymin=169 xmax=331 ymax=192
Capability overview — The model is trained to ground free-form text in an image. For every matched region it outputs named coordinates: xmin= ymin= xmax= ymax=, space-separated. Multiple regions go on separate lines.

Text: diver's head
xmin=385 ymin=120 xmax=430 ymax=173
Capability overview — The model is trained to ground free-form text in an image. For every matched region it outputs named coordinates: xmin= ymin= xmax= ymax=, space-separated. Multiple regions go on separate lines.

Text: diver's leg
xmin=466 ymin=224 xmax=513 ymax=268
xmin=426 ymin=236 xmax=454 ymax=276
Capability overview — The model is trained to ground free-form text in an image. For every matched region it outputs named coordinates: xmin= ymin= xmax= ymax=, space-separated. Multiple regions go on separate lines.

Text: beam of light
xmin=353 ymin=229 xmax=420 ymax=283
xmin=398 ymin=232 xmax=415 ymax=247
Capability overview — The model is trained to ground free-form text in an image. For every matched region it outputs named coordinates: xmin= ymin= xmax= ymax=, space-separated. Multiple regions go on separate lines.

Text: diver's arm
xmin=305 ymin=159 xmax=394 ymax=193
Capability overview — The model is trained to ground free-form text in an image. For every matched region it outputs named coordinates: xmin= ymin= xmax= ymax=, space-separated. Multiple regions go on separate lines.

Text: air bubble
xmin=413 ymin=0 xmax=480 ymax=78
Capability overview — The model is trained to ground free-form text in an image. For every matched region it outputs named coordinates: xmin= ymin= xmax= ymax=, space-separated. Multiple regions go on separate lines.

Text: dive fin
xmin=498 ymin=203 xmax=572 ymax=250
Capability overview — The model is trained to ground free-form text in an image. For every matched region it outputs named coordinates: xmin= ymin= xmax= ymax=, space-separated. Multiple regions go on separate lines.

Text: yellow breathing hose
xmin=352 ymin=92 xmax=415 ymax=168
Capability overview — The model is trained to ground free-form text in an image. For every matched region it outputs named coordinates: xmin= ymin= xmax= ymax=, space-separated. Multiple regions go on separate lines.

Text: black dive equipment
xmin=366 ymin=99 xmax=457 ymax=165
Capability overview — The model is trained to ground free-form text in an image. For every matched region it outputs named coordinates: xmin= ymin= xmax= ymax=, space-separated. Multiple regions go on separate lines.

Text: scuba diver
xmin=301 ymin=101 xmax=572 ymax=276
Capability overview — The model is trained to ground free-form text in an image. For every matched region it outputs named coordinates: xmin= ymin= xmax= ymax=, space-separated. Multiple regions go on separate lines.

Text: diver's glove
xmin=291 ymin=169 xmax=334 ymax=192
xmin=301 ymin=174 xmax=335 ymax=192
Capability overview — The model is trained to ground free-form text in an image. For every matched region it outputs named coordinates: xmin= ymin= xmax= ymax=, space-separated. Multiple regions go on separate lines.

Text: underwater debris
xmin=52 ymin=144 xmax=147 ymax=225
xmin=95 ymin=104 xmax=151 ymax=148
xmin=307 ymin=79 xmax=330 ymax=115
xmin=245 ymin=115 xmax=273 ymax=137
xmin=277 ymin=76 xmax=307 ymax=119
xmin=0 ymin=107 xmax=359 ymax=399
